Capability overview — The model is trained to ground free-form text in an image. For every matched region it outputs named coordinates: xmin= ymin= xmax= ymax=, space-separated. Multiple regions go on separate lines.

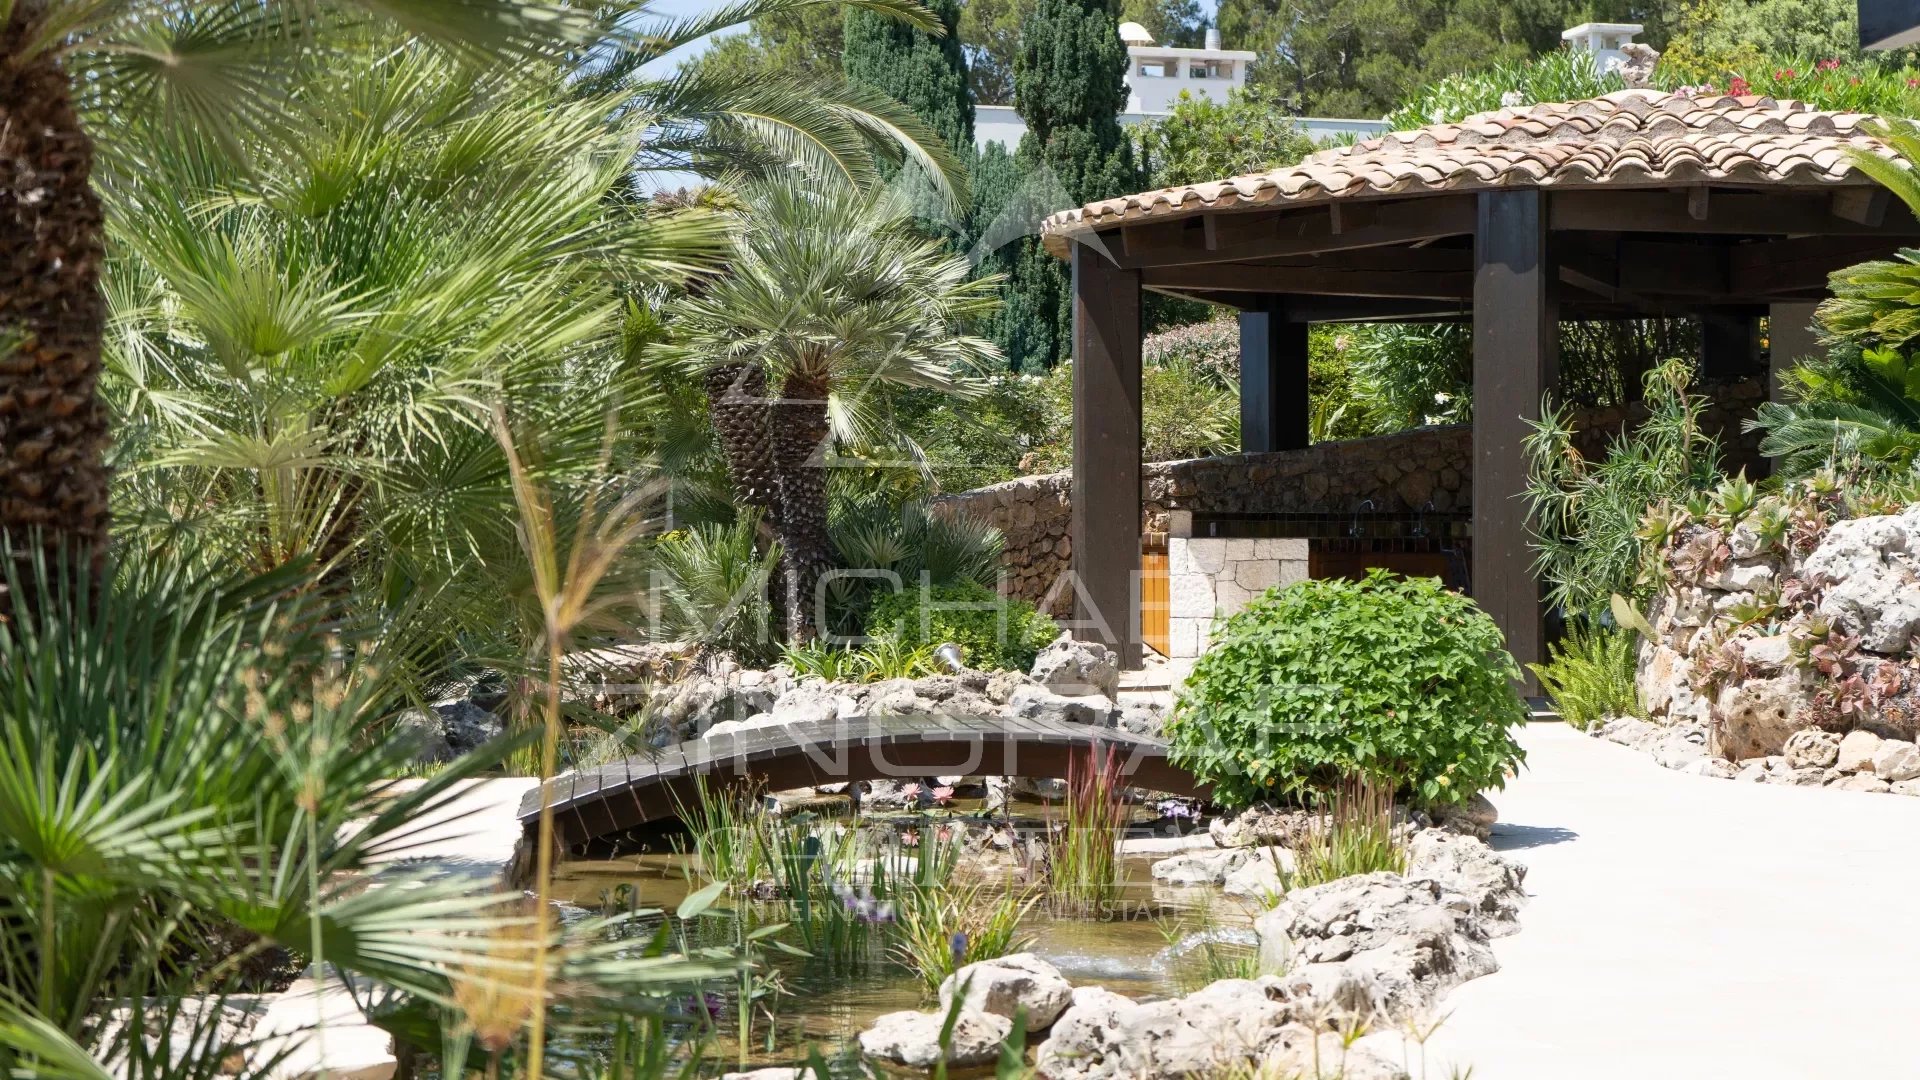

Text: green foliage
xmin=844 ymin=0 xmax=975 ymax=156
xmin=782 ymin=634 xmax=941 ymax=682
xmin=1754 ymin=346 xmax=1920 ymax=478
xmin=1346 ymin=324 xmax=1473 ymax=431
xmin=1526 ymin=358 xmax=1726 ymax=618
xmin=866 ymin=581 xmax=1058 ymax=672
xmin=1023 ymin=357 xmax=1240 ymax=469
xmin=1142 ymin=316 xmax=1241 ymax=389
xmin=1292 ymin=776 xmax=1408 ymax=887
xmin=1659 ymin=0 xmax=1862 ymax=81
xmin=991 ymin=0 xmax=1142 ymax=370
xmin=1663 ymin=56 xmax=1920 ymax=113
xmin=1135 ymin=87 xmax=1319 ymax=189
xmin=896 ymin=376 xmax=1052 ymax=490
xmin=1385 ymin=49 xmax=1623 ymax=130
xmin=893 ymin=844 xmax=1039 ymax=994
xmin=1168 ymin=571 xmax=1528 ymax=808
xmin=1528 ymin=621 xmax=1642 ymax=730
xmin=654 ymin=517 xmax=781 ymax=667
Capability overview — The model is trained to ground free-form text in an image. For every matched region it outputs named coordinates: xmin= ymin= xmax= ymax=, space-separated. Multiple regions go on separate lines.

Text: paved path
xmin=1372 ymin=722 xmax=1920 ymax=1079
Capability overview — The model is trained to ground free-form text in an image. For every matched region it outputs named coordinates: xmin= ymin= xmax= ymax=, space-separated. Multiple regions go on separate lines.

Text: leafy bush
xmin=1142 ymin=315 xmax=1241 ymax=391
xmin=866 ymin=581 xmax=1057 ymax=672
xmin=1167 ymin=571 xmax=1527 ymax=808
xmin=653 ymin=516 xmax=780 ymax=666
xmin=1135 ymin=86 xmax=1318 ymax=189
xmin=1528 ymin=620 xmax=1642 ymax=731
xmin=1027 ymin=358 xmax=1239 ymax=469
xmin=1385 ymin=50 xmax=1622 ymax=131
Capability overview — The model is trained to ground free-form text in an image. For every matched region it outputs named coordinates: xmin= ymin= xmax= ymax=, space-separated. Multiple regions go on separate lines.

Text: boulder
xmin=1221 ymin=852 xmax=1291 ymax=901
xmin=1831 ymin=772 xmax=1892 ymax=794
xmin=1403 ymin=830 xmax=1527 ymax=934
xmin=437 ymin=699 xmax=505 ymax=755
xmin=766 ymin=686 xmax=855 ymax=727
xmin=1003 ymin=684 xmax=1114 ymax=726
xmin=1029 ymin=635 xmax=1120 ymax=698
xmin=1875 ymin=740 xmax=1920 ymax=782
xmin=1835 ymin=729 xmax=1884 ymax=773
xmin=1783 ymin=728 xmax=1842 ymax=770
xmin=1804 ymin=509 xmax=1920 ymax=653
xmin=1253 ymin=871 xmax=1499 ymax=1021
xmin=1150 ymin=848 xmax=1250 ymax=886
xmin=1116 ymin=702 xmax=1166 ymax=737
xmin=1431 ymin=793 xmax=1498 ymax=840
xmin=1207 ymin=804 xmax=1316 ymax=849
xmin=1893 ymin=779 xmax=1920 ymax=796
xmin=938 ymin=953 xmax=1074 ymax=1029
xmin=1034 ymin=981 xmax=1363 ymax=1080
xmin=394 ymin=710 xmax=454 ymax=764
xmin=857 ymin=1008 xmax=1009 ymax=1068
xmin=1713 ymin=675 xmax=1813 ymax=760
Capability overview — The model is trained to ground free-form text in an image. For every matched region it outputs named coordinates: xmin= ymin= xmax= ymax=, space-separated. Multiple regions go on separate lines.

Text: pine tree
xmin=997 ymin=0 xmax=1140 ymax=370
xmin=843 ymin=0 xmax=974 ymax=156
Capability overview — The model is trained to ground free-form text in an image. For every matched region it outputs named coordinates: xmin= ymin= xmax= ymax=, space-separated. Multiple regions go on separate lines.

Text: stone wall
xmin=1636 ymin=497 xmax=1920 ymax=793
xmin=931 ymin=377 xmax=1769 ymax=617
xmin=1166 ymin=537 xmax=1309 ymax=659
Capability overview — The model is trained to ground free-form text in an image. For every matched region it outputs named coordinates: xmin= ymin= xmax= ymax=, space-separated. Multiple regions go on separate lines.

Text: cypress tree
xmin=998 ymin=0 xmax=1140 ymax=370
xmin=843 ymin=0 xmax=974 ymax=156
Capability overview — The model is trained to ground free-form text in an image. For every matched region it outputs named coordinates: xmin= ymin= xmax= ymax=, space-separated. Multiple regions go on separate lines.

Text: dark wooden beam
xmin=1550 ymin=188 xmax=1920 ymax=236
xmin=1239 ymin=300 xmax=1309 ymax=453
xmin=1144 ymin=263 xmax=1473 ymax=299
xmin=1474 ymin=190 xmax=1557 ymax=692
xmin=1729 ymin=234 xmax=1907 ymax=295
xmin=1111 ymin=195 xmax=1477 ymax=269
xmin=1832 ymin=186 xmax=1890 ymax=226
xmin=1698 ymin=309 xmax=1763 ymax=380
xmin=1275 ymin=297 xmax=1470 ymax=322
xmin=1070 ymin=242 xmax=1143 ymax=668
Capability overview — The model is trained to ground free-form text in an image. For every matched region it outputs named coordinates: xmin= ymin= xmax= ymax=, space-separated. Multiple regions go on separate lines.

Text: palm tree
xmin=3 ymin=0 xmax=963 ymax=622
xmin=670 ymin=178 xmax=1002 ymax=641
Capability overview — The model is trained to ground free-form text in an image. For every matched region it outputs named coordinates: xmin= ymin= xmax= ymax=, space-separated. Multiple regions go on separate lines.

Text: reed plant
xmin=1293 ymin=774 xmax=1408 ymax=888
xmin=1047 ymin=745 xmax=1128 ymax=916
xmin=893 ymin=874 xmax=1039 ymax=996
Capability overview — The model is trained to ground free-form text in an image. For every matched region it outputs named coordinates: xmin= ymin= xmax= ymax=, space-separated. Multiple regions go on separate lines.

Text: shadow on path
xmin=1487 ymin=823 xmax=1579 ymax=851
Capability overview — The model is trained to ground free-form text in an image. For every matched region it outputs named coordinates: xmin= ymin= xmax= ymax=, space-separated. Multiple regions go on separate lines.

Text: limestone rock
xmin=1873 ymin=739 xmax=1920 ymax=782
xmin=938 ymin=952 xmax=1074 ymax=1029
xmin=1831 ymin=772 xmax=1892 ymax=794
xmin=1034 ymin=981 xmax=1358 ymax=1080
xmin=1403 ymin=830 xmax=1528 ymax=934
xmin=1783 ymin=728 xmax=1842 ymax=770
xmin=1208 ymin=804 xmax=1315 ymax=849
xmin=1804 ymin=509 xmax=1920 ymax=653
xmin=857 ymin=1008 xmax=1009 ymax=1068
xmin=1893 ymin=779 xmax=1920 ymax=796
xmin=1028 ymin=634 xmax=1120 ymax=698
xmin=394 ymin=710 xmax=454 ymax=764
xmin=1253 ymin=871 xmax=1498 ymax=1021
xmin=1835 ymin=729 xmax=1884 ymax=773
xmin=1150 ymin=848 xmax=1250 ymax=886
xmin=1714 ymin=675 xmax=1813 ymax=760
xmin=1432 ymin=793 xmax=1498 ymax=840
xmin=1003 ymin=684 xmax=1114 ymax=726
xmin=1222 ymin=850 xmax=1294 ymax=900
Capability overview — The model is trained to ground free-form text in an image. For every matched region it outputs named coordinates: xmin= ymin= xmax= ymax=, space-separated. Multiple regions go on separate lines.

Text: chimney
xmin=1204 ymin=26 xmax=1221 ymax=50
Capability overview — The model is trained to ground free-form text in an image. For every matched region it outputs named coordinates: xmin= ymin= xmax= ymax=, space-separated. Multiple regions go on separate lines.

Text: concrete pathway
xmin=1373 ymin=723 xmax=1920 ymax=1079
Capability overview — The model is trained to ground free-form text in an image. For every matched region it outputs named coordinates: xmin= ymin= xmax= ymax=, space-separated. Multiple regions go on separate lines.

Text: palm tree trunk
xmin=703 ymin=363 xmax=779 ymax=520
xmin=0 ymin=17 xmax=109 ymax=616
xmin=771 ymin=369 xmax=835 ymax=642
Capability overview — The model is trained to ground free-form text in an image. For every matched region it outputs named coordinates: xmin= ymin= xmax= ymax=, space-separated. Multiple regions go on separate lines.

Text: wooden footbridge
xmin=517 ymin=714 xmax=1207 ymax=846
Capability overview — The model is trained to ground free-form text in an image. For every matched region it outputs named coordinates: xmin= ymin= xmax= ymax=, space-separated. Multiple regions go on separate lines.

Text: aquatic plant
xmin=1293 ymin=775 xmax=1408 ymax=888
xmin=1047 ymin=745 xmax=1128 ymax=916
xmin=892 ymin=838 xmax=1038 ymax=995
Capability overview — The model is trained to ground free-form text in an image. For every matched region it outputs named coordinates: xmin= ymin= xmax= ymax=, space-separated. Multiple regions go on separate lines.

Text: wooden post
xmin=1768 ymin=302 xmax=1822 ymax=402
xmin=1071 ymin=240 xmax=1143 ymax=668
xmin=1473 ymin=190 xmax=1557 ymax=691
xmin=1698 ymin=310 xmax=1762 ymax=382
xmin=1239 ymin=299 xmax=1311 ymax=453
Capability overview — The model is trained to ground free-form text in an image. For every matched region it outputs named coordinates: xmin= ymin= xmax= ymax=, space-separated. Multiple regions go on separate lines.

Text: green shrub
xmin=1167 ymin=571 xmax=1527 ymax=808
xmin=865 ymin=581 xmax=1057 ymax=672
xmin=1528 ymin=620 xmax=1642 ymax=731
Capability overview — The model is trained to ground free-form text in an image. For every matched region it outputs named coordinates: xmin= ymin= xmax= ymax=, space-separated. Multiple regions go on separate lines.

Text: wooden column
xmin=1473 ymin=190 xmax=1557 ymax=691
xmin=1239 ymin=300 xmax=1310 ymax=453
xmin=1698 ymin=310 xmax=1762 ymax=381
xmin=1768 ymin=302 xmax=1822 ymax=402
xmin=1071 ymin=241 xmax=1143 ymax=668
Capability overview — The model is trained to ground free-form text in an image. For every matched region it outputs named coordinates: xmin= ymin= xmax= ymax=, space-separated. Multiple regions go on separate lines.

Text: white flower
xmin=1433 ymin=391 xmax=1453 ymax=405
xmin=1500 ymin=89 xmax=1525 ymax=108
xmin=1430 ymin=107 xmax=1447 ymax=124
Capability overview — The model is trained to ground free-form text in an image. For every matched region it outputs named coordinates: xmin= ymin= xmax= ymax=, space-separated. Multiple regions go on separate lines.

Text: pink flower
xmin=1817 ymin=58 xmax=1842 ymax=72
xmin=1774 ymin=68 xmax=1795 ymax=81
xmin=1729 ymin=76 xmax=1751 ymax=96
xmin=1907 ymin=78 xmax=1919 ymax=88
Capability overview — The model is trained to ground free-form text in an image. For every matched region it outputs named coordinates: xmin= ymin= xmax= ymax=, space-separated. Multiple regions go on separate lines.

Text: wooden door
xmin=1141 ymin=532 xmax=1169 ymax=658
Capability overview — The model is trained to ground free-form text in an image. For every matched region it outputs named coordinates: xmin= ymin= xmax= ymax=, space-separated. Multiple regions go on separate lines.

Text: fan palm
xmin=0 ymin=0 xmax=599 ymax=619
xmin=669 ymin=178 xmax=1002 ymax=641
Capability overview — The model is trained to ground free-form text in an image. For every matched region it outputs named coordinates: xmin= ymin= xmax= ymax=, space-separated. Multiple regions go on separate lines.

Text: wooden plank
xmin=1141 ymin=546 xmax=1170 ymax=658
xmin=1112 ymin=195 xmax=1477 ymax=269
xmin=1729 ymin=234 xmax=1906 ymax=295
xmin=1144 ymin=263 xmax=1473 ymax=299
xmin=1550 ymin=188 xmax=1920 ymax=236
xmin=1238 ymin=302 xmax=1310 ymax=451
xmin=1473 ymin=190 xmax=1557 ymax=692
xmin=1071 ymin=242 xmax=1144 ymax=669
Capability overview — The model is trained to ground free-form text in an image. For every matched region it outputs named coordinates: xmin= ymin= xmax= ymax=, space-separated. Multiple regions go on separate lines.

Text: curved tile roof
xmin=1040 ymin=89 xmax=1900 ymax=250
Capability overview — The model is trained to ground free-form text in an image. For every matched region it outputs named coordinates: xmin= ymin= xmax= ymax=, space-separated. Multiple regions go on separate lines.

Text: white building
xmin=973 ymin=23 xmax=1388 ymax=152
xmin=1559 ymin=22 xmax=1645 ymax=77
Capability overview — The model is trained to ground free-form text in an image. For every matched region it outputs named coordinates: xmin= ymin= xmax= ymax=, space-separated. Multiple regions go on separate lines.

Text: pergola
xmin=1040 ymin=89 xmax=1915 ymax=674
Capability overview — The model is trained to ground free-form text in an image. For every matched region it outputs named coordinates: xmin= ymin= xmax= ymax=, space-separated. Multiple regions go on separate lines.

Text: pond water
xmin=548 ymin=802 xmax=1263 ymax=1071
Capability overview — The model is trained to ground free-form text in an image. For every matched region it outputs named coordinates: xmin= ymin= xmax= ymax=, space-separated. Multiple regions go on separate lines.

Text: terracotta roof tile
xmin=1041 ymin=90 xmax=1902 ymax=251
